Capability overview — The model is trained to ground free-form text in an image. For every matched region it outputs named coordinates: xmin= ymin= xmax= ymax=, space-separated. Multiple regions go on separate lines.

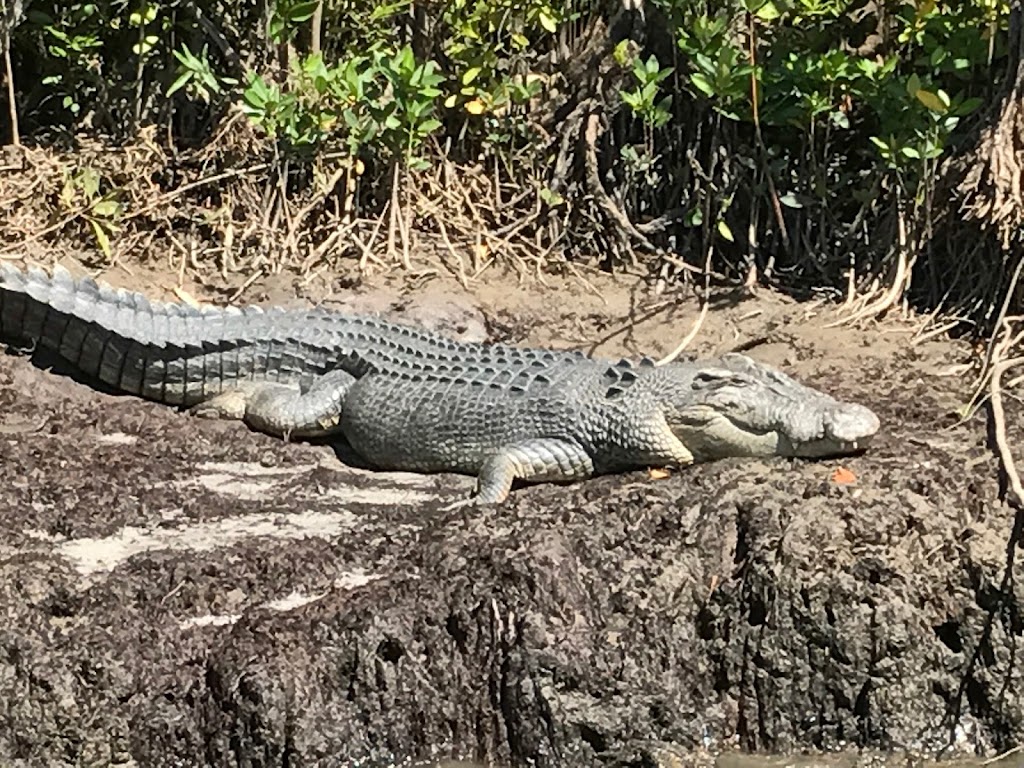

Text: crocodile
xmin=0 ymin=263 xmax=880 ymax=503
xmin=0 ymin=264 xmax=585 ymax=436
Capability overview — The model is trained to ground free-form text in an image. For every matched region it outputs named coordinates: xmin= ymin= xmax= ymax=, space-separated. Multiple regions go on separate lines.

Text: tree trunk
xmin=950 ymin=3 xmax=1024 ymax=249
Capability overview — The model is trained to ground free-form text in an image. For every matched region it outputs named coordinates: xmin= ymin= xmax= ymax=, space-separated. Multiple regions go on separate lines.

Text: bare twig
xmin=983 ymin=745 xmax=1024 ymax=766
xmin=657 ymin=239 xmax=715 ymax=365
xmin=432 ymin=212 xmax=469 ymax=289
xmin=2 ymin=20 xmax=18 ymax=146
xmin=355 ymin=211 xmax=387 ymax=272
xmin=0 ymin=206 xmax=89 ymax=255
xmin=310 ymin=0 xmax=323 ymax=55
xmin=656 ymin=300 xmax=708 ymax=365
xmin=226 ymin=266 xmax=267 ymax=304
xmin=0 ymin=416 xmax=47 ymax=434
xmin=829 ymin=186 xmax=913 ymax=327
xmin=125 ymin=163 xmax=271 ymax=221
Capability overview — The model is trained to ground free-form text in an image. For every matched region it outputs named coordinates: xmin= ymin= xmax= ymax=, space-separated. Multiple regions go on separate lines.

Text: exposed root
xmin=969 ymin=244 xmax=1024 ymax=516
xmin=990 ymin=357 xmax=1024 ymax=507
xmin=828 ymin=190 xmax=914 ymax=327
xmin=581 ymin=111 xmax=659 ymax=261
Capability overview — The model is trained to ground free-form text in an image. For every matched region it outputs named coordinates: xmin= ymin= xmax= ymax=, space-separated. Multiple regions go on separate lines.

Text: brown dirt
xmin=0 ymin=256 xmax=1022 ymax=767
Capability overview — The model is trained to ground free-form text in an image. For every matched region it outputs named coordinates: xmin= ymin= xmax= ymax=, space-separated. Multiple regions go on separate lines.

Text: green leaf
xmin=778 ymin=193 xmax=802 ymax=209
xmin=906 ymin=72 xmax=921 ymax=97
xmin=755 ymin=1 xmax=781 ymax=20
xmin=89 ymin=218 xmax=113 ymax=259
xmin=462 ymin=66 xmax=481 ymax=85
xmin=955 ymin=97 xmax=983 ymax=116
xmin=91 ymin=199 xmax=121 ymax=218
xmin=717 ymin=220 xmax=734 ymax=242
xmin=343 ymin=109 xmax=363 ymax=130
xmin=914 ymin=88 xmax=946 ymax=113
xmin=287 ymin=0 xmax=321 ymax=23
xmin=79 ymin=169 xmax=100 ymax=199
xmin=690 ymin=73 xmax=715 ymax=97
xmin=539 ymin=187 xmax=564 ymax=207
xmin=132 ymin=34 xmax=159 ymax=55
xmin=167 ymin=70 xmax=193 ymax=96
xmin=538 ymin=8 xmax=557 ymax=33
xmin=613 ymin=39 xmax=634 ymax=67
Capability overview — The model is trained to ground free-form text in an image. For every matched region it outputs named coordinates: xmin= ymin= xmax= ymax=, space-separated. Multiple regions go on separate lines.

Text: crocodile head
xmin=661 ymin=353 xmax=880 ymax=460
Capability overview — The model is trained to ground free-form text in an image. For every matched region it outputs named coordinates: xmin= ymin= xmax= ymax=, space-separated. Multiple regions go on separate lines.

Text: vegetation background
xmin=0 ymin=0 xmax=1019 ymax=338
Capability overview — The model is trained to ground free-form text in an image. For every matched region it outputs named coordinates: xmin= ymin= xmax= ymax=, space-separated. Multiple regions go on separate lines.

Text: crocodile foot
xmin=189 ymin=391 xmax=247 ymax=421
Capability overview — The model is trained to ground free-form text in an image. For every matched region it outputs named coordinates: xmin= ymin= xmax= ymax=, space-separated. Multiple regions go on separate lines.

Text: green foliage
xmin=28 ymin=3 xmax=107 ymax=119
xmin=8 ymin=0 xmax=1013 ymax=296
xmin=22 ymin=1 xmax=181 ymax=127
xmin=240 ymin=45 xmax=444 ymax=167
xmin=619 ymin=52 xmax=674 ymax=129
xmin=671 ymin=0 xmax=999 ymax=174
xmin=168 ymin=43 xmax=236 ymax=103
xmin=440 ymin=0 xmax=562 ymax=151
xmin=268 ymin=0 xmax=321 ymax=43
xmin=59 ymin=166 xmax=124 ymax=259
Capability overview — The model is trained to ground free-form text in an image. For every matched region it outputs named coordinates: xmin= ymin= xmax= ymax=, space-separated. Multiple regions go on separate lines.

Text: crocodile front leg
xmin=190 ymin=368 xmax=356 ymax=440
xmin=472 ymin=438 xmax=597 ymax=503
xmin=467 ymin=418 xmax=699 ymax=504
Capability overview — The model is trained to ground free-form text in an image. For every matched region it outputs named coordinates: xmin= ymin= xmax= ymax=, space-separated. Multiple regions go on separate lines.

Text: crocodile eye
xmin=693 ymin=371 xmax=751 ymax=390
xmin=693 ymin=370 xmax=729 ymax=386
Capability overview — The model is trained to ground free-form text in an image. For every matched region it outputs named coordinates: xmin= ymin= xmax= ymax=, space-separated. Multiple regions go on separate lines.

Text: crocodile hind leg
xmin=190 ymin=369 xmax=356 ymax=440
xmin=469 ymin=438 xmax=597 ymax=504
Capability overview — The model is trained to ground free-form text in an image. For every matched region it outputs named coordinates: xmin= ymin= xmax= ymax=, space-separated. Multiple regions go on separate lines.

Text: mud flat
xmin=0 ymin=273 xmax=1020 ymax=766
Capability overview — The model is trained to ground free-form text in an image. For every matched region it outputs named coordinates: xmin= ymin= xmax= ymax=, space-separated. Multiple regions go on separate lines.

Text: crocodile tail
xmin=0 ymin=262 xmax=177 ymax=345
xmin=0 ymin=263 xmax=222 ymax=397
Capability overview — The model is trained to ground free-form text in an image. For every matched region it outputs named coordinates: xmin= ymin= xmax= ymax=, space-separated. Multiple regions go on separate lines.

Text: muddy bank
xmin=0 ymin=276 xmax=1021 ymax=766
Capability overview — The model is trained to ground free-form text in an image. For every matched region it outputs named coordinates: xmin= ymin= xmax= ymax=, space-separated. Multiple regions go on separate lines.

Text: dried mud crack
xmin=0 ymin=331 xmax=1021 ymax=767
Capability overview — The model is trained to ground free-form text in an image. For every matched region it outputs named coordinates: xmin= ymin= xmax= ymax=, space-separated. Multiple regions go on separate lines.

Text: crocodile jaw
xmin=669 ymin=401 xmax=880 ymax=461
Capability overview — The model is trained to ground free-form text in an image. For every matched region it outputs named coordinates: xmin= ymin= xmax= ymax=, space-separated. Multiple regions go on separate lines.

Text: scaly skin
xmin=338 ymin=351 xmax=881 ymax=503
xmin=0 ymin=264 xmax=584 ymax=436
xmin=0 ymin=264 xmax=881 ymax=502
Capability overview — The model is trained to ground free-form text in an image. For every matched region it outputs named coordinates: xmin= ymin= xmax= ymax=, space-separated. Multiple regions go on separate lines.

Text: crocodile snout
xmin=826 ymin=403 xmax=881 ymax=447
